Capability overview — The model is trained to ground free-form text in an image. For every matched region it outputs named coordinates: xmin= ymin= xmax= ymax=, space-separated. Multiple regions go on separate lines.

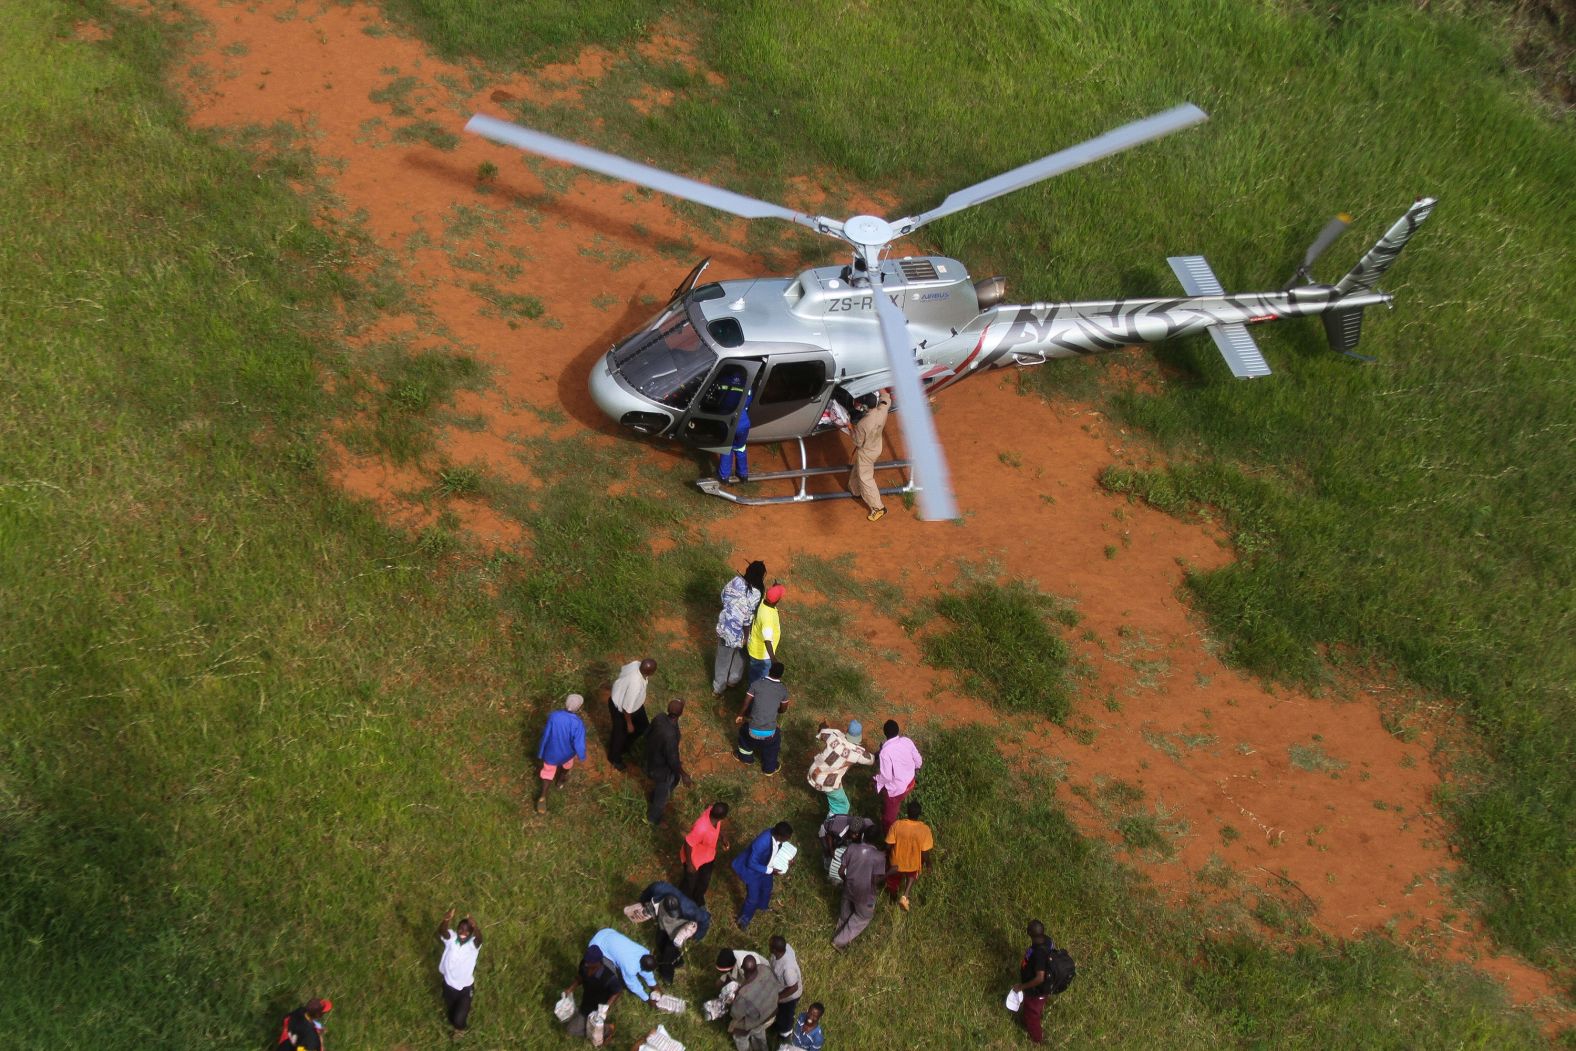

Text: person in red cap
xmin=275 ymin=998 xmax=331 ymax=1050
xmin=746 ymin=584 xmax=785 ymax=684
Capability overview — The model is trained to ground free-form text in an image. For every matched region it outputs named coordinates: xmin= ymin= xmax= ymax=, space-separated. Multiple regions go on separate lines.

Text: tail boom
xmin=957 ymin=287 xmax=1387 ymax=367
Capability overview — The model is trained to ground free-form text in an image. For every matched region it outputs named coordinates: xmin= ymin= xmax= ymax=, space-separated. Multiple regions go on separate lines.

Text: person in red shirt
xmin=679 ymin=801 xmax=730 ymax=905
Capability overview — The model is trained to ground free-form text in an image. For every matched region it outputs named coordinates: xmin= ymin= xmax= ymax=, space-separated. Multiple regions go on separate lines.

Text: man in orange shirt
xmin=884 ymin=800 xmax=934 ymax=911
xmin=679 ymin=801 xmax=730 ymax=906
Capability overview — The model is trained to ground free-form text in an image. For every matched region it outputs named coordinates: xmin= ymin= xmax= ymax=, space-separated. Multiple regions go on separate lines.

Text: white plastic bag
xmin=703 ymin=979 xmax=739 ymax=1021
xmin=638 ymin=1023 xmax=687 ymax=1051
xmin=653 ymin=991 xmax=687 ymax=1014
xmin=552 ymin=991 xmax=575 ymax=1022
xmin=1005 ymin=988 xmax=1025 ymax=1012
xmin=671 ymin=919 xmax=699 ymax=948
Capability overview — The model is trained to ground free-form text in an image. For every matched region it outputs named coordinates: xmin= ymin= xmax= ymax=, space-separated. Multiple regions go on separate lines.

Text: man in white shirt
xmin=608 ymin=657 xmax=657 ymax=771
xmin=437 ymin=907 xmax=482 ymax=1037
xmin=715 ymin=947 xmax=769 ymax=987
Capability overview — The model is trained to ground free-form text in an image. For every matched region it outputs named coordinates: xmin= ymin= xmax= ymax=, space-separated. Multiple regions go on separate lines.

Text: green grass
xmin=921 ymin=577 xmax=1079 ymax=721
xmin=344 ymin=342 xmax=486 ymax=462
xmin=467 ymin=279 xmax=546 ymax=320
xmin=0 ymin=0 xmax=1564 ymax=1046
xmin=391 ymin=118 xmax=460 ymax=150
xmin=1289 ymin=741 xmax=1350 ymax=776
xmin=377 ymin=0 xmax=1576 ymax=969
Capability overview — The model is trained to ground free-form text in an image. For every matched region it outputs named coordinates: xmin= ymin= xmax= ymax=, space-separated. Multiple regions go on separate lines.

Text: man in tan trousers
xmin=848 ymin=389 xmax=892 ymax=521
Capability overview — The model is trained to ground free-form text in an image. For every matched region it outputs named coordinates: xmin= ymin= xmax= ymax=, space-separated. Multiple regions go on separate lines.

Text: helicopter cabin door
xmin=745 ymin=351 xmax=837 ymax=443
xmin=680 ymin=359 xmax=762 ymax=451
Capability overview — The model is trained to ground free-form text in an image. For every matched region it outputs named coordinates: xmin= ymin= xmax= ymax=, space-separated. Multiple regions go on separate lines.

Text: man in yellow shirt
xmin=746 ymin=584 xmax=784 ymax=684
xmin=884 ymin=800 xmax=934 ymax=911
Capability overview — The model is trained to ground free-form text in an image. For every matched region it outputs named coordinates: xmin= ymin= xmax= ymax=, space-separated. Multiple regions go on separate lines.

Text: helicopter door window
xmin=697 ymin=363 xmax=753 ymax=414
xmin=757 ymin=360 xmax=827 ymax=405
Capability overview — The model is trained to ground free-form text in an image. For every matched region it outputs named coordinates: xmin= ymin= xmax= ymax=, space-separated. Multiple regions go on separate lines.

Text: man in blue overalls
xmin=714 ymin=365 xmax=752 ymax=484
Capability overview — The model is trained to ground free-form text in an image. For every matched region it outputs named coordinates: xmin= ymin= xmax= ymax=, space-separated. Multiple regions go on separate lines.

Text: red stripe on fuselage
xmin=929 ymin=327 xmax=990 ymax=394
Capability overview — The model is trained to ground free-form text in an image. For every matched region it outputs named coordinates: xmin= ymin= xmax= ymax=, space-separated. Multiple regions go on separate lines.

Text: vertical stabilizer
xmin=1334 ymin=197 xmax=1436 ymax=297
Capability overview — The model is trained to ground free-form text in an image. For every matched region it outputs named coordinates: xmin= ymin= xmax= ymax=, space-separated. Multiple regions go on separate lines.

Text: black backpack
xmin=1046 ymin=946 xmax=1076 ymax=995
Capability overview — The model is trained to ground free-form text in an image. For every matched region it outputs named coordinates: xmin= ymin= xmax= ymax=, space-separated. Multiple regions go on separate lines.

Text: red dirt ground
xmin=170 ymin=0 xmax=1566 ymax=1023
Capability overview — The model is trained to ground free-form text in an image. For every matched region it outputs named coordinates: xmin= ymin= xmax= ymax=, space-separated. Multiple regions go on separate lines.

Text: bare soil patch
xmin=169 ymin=0 xmax=1566 ymax=1019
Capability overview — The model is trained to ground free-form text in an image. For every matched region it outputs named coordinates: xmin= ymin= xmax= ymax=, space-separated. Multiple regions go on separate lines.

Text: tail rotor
xmin=1283 ymin=213 xmax=1351 ymax=289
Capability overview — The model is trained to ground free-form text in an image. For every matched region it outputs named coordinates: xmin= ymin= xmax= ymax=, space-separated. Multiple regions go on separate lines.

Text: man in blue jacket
xmin=536 ymin=693 xmax=588 ymax=814
xmin=731 ymin=821 xmax=793 ymax=930
xmin=639 ymin=881 xmax=711 ymax=942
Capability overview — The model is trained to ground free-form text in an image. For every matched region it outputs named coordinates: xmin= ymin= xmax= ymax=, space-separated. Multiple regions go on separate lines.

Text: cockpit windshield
xmin=610 ymin=312 xmax=718 ymax=410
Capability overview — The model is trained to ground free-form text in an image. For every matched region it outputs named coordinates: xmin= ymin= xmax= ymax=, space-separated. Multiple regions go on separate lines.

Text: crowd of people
xmin=274 ymin=559 xmax=1071 ymax=1049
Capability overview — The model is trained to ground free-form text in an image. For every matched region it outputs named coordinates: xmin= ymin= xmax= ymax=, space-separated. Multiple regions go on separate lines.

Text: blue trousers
xmin=717 ymin=412 xmax=750 ymax=480
xmin=747 ymin=657 xmax=770 ymax=684
xmin=732 ymin=856 xmax=774 ymax=929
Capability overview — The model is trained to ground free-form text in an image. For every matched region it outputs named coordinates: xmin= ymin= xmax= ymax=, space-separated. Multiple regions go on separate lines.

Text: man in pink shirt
xmin=874 ymin=720 xmax=922 ymax=831
xmin=679 ymin=801 xmax=730 ymax=905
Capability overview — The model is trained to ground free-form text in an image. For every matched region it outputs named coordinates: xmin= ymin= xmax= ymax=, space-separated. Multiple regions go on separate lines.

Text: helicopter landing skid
xmin=694 ymin=437 xmax=915 ymax=507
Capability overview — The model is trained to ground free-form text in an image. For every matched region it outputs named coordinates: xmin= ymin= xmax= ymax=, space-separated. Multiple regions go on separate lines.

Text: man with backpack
xmin=1010 ymin=919 xmax=1074 ymax=1044
xmin=275 ymin=998 xmax=331 ymax=1049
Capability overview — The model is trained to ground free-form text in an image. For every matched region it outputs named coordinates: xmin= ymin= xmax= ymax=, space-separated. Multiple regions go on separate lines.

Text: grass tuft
xmin=921 ymin=578 xmax=1078 ymax=721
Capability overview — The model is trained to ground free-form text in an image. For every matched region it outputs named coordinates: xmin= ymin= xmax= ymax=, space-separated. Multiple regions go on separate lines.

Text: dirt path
xmin=169 ymin=0 xmax=1564 ymax=1018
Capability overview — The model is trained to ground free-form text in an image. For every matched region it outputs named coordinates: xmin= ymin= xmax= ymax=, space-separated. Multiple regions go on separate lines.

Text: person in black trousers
xmin=436 ymin=907 xmax=482 ymax=1038
xmin=645 ymin=698 xmax=693 ymax=826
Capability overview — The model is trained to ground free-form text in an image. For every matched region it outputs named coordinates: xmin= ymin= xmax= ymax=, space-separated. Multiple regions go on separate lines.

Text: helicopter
xmin=465 ymin=107 xmax=1435 ymax=521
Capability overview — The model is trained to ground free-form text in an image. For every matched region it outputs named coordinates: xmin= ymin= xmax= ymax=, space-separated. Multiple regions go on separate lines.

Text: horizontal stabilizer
xmin=1208 ymin=323 xmax=1272 ymax=378
xmin=1167 ymin=255 xmax=1272 ymax=379
xmin=1167 ymin=254 xmax=1224 ymax=296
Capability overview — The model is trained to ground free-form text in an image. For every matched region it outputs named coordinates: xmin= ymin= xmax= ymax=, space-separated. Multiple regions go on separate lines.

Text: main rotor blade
xmin=466 ymin=114 xmax=820 ymax=230
xmin=907 ymin=103 xmax=1208 ymax=231
xmin=873 ymin=289 xmax=958 ymax=521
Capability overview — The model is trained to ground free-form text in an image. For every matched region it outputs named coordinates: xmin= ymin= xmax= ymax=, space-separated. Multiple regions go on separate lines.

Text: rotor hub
xmin=843 ymin=214 xmax=894 ymax=248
